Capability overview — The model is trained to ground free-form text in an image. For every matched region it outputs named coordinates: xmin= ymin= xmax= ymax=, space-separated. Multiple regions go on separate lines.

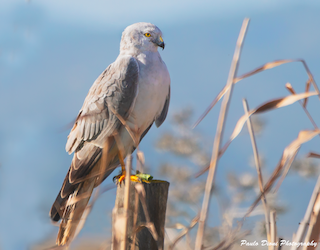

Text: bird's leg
xmin=118 ymin=151 xmax=126 ymax=183
xmin=113 ymin=171 xmax=141 ymax=185
xmin=113 ymin=152 xmax=141 ymax=185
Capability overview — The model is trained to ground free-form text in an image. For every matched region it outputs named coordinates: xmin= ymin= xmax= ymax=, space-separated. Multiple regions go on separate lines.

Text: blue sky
xmin=1 ymin=1 xmax=320 ymax=249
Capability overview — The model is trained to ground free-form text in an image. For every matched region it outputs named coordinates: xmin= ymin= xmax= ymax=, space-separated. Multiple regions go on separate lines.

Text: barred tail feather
xmin=56 ymin=180 xmax=95 ymax=246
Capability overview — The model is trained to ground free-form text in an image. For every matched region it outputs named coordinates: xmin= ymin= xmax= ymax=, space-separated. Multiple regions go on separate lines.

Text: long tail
xmin=56 ymin=179 xmax=95 ymax=246
xmin=50 ymin=137 xmax=119 ymax=246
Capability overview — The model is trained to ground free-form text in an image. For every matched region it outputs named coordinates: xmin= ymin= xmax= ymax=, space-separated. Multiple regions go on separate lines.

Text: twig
xmin=168 ymin=215 xmax=199 ymax=250
xmin=274 ymin=83 xmax=320 ymax=192
xmin=194 ymin=18 xmax=250 ymax=250
xmin=195 ymin=91 xmax=317 ymax=178
xmin=303 ymin=192 xmax=320 ymax=250
xmin=193 ymin=59 xmax=320 ymax=129
xmin=241 ymin=130 xmax=320 ymax=223
xmin=270 ymin=210 xmax=277 ymax=250
xmin=290 ymin=175 xmax=320 ymax=250
xmin=108 ymin=105 xmax=139 ymax=147
xmin=242 ymin=99 xmax=271 ymax=246
xmin=274 ymin=149 xmax=299 ymax=193
xmin=285 ymin=83 xmax=319 ymax=135
xmin=122 ymin=155 xmax=132 ymax=250
xmin=300 ymin=60 xmax=320 ymax=102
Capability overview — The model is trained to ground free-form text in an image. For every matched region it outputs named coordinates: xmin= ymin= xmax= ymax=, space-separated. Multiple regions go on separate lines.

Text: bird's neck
xmin=120 ymin=48 xmax=159 ymax=58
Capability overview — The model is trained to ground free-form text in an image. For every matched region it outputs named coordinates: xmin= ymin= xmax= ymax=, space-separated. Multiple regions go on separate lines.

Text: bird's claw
xmin=113 ymin=171 xmax=153 ymax=186
xmin=113 ymin=173 xmax=142 ymax=186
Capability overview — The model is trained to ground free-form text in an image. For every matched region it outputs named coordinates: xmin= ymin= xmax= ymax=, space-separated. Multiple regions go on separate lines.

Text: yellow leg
xmin=113 ymin=172 xmax=142 ymax=185
xmin=113 ymin=150 xmax=154 ymax=184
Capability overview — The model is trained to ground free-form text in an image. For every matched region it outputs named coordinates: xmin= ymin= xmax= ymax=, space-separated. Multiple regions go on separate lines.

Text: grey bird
xmin=49 ymin=22 xmax=170 ymax=246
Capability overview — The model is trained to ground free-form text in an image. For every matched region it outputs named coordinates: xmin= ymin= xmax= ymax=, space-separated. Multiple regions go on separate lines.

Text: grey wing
xmin=66 ymin=55 xmax=139 ymax=154
xmin=50 ymin=55 xmax=139 ymax=222
xmin=65 ymin=55 xmax=139 ymax=183
xmin=155 ymin=86 xmax=170 ymax=127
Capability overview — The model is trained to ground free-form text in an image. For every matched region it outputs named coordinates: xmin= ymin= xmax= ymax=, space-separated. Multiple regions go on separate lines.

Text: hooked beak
xmin=157 ymin=36 xmax=165 ymax=50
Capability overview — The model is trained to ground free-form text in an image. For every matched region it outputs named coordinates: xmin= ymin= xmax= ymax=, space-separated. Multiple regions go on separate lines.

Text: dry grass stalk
xmin=63 ymin=137 xmax=117 ymax=249
xmin=68 ymin=135 xmax=117 ymax=186
xmin=130 ymin=188 xmax=140 ymax=250
xmin=203 ymin=227 xmax=250 ymax=250
xmin=269 ymin=210 xmax=277 ymax=250
xmin=291 ymin=175 xmax=320 ymax=250
xmin=122 ymin=155 xmax=132 ymax=250
xmin=307 ymin=152 xmax=320 ymax=158
xmin=242 ymin=98 xmax=271 ymax=246
xmin=112 ymin=206 xmax=122 ymax=250
xmin=272 ymin=82 xmax=320 ymax=191
xmin=272 ymin=129 xmax=320 ymax=195
xmin=303 ymin=79 xmax=311 ymax=108
xmin=109 ymin=106 xmax=139 ymax=147
xmin=227 ymin=92 xmax=318 ymax=143
xmin=194 ymin=17 xmax=250 ymax=250
xmin=193 ymin=58 xmax=320 ymax=129
xmin=303 ymin=192 xmax=320 ymax=250
xmin=195 ymin=91 xmax=318 ymax=178
xmin=136 ymin=150 xmax=145 ymax=173
xmin=274 ymin=149 xmax=299 ymax=193
xmin=56 ymin=137 xmax=113 ymax=246
xmin=71 ymin=137 xmax=115 ymax=245
xmin=168 ymin=215 xmax=199 ymax=250
xmin=242 ymin=130 xmax=320 ymax=222
xmin=300 ymin=60 xmax=320 ymax=103
xmin=285 ymin=83 xmax=319 ymax=133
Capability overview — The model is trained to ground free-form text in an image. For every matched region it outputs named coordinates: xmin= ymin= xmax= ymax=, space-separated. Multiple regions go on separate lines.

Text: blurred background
xmin=2 ymin=0 xmax=320 ymax=249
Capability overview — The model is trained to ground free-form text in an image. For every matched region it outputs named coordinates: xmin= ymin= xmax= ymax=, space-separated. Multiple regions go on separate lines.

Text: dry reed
xmin=194 ymin=18 xmax=250 ymax=250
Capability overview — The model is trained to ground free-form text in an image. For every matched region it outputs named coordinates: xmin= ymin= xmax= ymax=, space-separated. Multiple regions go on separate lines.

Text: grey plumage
xmin=50 ymin=22 xmax=170 ymax=246
xmin=66 ymin=56 xmax=139 ymax=153
xmin=156 ymin=86 xmax=170 ymax=127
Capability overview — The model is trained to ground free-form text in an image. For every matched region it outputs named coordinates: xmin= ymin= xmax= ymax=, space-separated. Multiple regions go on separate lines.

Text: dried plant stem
xmin=193 ymin=58 xmax=320 ymax=129
xmin=285 ymin=83 xmax=319 ymax=134
xmin=122 ymin=155 xmax=132 ymax=250
xmin=131 ymin=190 xmax=140 ymax=250
xmin=290 ymin=175 xmax=320 ymax=250
xmin=241 ymin=130 xmax=320 ymax=223
xmin=274 ymin=149 xmax=299 ymax=193
xmin=242 ymin=99 xmax=271 ymax=246
xmin=194 ymin=18 xmax=250 ymax=250
xmin=169 ymin=215 xmax=199 ymax=250
xmin=195 ymin=91 xmax=317 ymax=179
xmin=301 ymin=60 xmax=320 ymax=101
xmin=269 ymin=210 xmax=277 ymax=250
xmin=274 ymin=83 xmax=320 ymax=192
xmin=303 ymin=193 xmax=320 ymax=250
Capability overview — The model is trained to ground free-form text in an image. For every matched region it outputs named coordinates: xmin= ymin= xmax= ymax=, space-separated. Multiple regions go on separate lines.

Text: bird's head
xmin=120 ymin=22 xmax=165 ymax=53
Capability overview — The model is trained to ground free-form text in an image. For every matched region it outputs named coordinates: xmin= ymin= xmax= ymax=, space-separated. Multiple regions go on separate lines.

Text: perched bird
xmin=49 ymin=22 xmax=170 ymax=246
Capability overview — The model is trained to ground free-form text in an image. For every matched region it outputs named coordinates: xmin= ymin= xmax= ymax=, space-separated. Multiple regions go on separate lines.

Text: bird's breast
xmin=126 ymin=54 xmax=170 ymax=137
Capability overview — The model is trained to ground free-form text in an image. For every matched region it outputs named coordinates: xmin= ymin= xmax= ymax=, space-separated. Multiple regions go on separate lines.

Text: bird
xmin=49 ymin=22 xmax=170 ymax=246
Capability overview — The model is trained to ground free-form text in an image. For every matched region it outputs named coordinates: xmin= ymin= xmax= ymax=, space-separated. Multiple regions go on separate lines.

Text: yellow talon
xmin=118 ymin=174 xmax=125 ymax=184
xmin=130 ymin=175 xmax=141 ymax=183
xmin=113 ymin=172 xmax=144 ymax=185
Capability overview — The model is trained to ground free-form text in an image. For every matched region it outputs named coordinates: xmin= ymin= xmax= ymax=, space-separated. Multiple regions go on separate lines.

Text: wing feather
xmin=64 ymin=55 xmax=139 ymax=191
xmin=51 ymin=56 xmax=140 ymax=223
xmin=65 ymin=55 xmax=139 ymax=154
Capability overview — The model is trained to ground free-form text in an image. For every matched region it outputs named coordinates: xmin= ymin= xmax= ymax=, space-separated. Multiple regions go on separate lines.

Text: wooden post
xmin=112 ymin=180 xmax=169 ymax=250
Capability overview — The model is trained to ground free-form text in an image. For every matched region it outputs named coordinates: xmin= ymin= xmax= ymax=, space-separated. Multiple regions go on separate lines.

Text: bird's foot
xmin=113 ymin=171 xmax=153 ymax=186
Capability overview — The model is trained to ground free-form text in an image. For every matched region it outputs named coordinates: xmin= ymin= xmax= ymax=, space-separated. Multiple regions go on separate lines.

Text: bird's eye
xmin=144 ymin=33 xmax=151 ymax=37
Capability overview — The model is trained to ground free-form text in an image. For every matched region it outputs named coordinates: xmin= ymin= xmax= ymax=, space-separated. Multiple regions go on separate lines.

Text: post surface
xmin=112 ymin=180 xmax=169 ymax=250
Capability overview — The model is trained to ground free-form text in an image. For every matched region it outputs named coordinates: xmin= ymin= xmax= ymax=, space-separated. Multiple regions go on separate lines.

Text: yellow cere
xmin=144 ymin=33 xmax=151 ymax=37
xmin=159 ymin=36 xmax=163 ymax=42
